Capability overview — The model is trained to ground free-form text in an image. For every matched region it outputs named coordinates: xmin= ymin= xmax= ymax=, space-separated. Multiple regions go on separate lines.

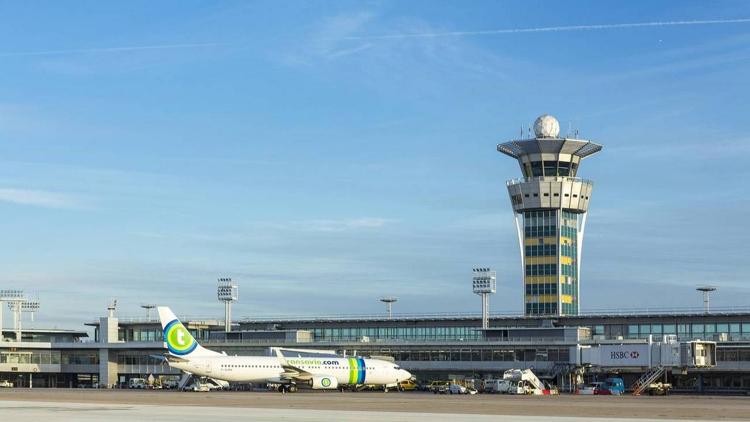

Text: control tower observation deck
xmin=497 ymin=115 xmax=602 ymax=317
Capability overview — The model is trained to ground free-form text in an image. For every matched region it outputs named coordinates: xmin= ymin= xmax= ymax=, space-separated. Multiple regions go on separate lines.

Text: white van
xmin=128 ymin=378 xmax=146 ymax=389
xmin=486 ymin=379 xmax=525 ymax=394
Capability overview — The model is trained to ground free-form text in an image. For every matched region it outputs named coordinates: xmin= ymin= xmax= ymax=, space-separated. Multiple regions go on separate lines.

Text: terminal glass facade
xmin=311 ymin=326 xmax=481 ymax=342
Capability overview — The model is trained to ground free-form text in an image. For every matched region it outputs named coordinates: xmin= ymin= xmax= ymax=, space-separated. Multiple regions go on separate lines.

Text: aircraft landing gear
xmin=278 ymin=384 xmax=298 ymax=393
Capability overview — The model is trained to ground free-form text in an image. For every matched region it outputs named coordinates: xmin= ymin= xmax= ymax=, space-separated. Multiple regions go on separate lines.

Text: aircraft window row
xmin=221 ymin=364 xmax=281 ymax=368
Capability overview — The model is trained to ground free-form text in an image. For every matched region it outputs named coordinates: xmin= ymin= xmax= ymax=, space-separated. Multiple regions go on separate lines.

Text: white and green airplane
xmin=157 ymin=306 xmax=412 ymax=392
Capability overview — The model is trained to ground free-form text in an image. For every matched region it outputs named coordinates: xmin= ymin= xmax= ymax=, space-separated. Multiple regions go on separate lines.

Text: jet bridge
xmin=578 ymin=336 xmax=716 ymax=369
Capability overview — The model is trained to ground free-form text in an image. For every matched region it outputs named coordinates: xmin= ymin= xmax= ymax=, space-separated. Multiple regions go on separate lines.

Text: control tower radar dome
xmin=533 ymin=114 xmax=560 ymax=138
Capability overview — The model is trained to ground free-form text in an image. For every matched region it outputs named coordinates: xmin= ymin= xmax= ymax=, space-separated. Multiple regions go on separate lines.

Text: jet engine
xmin=310 ymin=375 xmax=339 ymax=389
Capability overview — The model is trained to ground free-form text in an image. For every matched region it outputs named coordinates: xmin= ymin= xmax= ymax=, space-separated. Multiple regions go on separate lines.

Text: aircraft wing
xmin=273 ymin=347 xmax=314 ymax=381
xmin=279 ymin=362 xmax=314 ymax=381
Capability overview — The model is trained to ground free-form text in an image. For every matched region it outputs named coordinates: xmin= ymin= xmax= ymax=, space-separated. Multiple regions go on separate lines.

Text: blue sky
xmin=1 ymin=1 xmax=749 ymax=328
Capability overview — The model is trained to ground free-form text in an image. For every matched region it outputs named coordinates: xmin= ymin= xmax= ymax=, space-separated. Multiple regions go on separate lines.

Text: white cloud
xmin=341 ymin=18 xmax=750 ymax=40
xmin=0 ymin=188 xmax=79 ymax=209
xmin=303 ymin=217 xmax=395 ymax=232
xmin=0 ymin=43 xmax=221 ymax=58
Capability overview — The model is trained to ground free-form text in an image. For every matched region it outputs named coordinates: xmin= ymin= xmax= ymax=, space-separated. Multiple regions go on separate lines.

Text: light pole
xmin=472 ymin=268 xmax=497 ymax=330
xmin=696 ymin=286 xmax=717 ymax=313
xmin=380 ymin=297 xmax=398 ymax=319
xmin=0 ymin=290 xmax=25 ymax=342
xmin=141 ymin=304 xmax=156 ymax=321
xmin=6 ymin=298 xmax=39 ymax=342
xmin=218 ymin=278 xmax=238 ymax=332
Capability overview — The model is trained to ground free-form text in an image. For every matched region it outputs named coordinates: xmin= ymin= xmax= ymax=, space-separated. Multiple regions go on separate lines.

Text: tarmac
xmin=1 ymin=389 xmax=749 ymax=421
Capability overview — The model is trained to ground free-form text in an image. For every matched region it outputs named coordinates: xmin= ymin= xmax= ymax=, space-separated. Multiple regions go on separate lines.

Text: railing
xmin=506 ymin=176 xmax=594 ymax=186
xmin=198 ymin=337 xmax=578 ymax=345
xmin=97 ymin=305 xmax=750 ymax=326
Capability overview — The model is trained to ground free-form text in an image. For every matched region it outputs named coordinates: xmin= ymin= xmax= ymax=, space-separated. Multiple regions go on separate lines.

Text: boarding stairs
xmin=178 ymin=372 xmax=194 ymax=390
xmin=504 ymin=369 xmax=548 ymax=394
xmin=631 ymin=366 xmax=665 ymax=396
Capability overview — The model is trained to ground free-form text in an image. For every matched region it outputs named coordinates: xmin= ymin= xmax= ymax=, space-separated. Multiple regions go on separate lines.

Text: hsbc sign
xmin=599 ymin=344 xmax=650 ymax=367
xmin=610 ymin=351 xmax=640 ymax=360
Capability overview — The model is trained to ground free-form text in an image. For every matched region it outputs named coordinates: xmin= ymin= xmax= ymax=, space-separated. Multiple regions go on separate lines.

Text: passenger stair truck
xmin=503 ymin=369 xmax=557 ymax=395
xmin=579 ymin=336 xmax=716 ymax=396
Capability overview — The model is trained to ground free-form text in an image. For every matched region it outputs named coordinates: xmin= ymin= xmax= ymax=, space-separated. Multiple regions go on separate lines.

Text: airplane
xmin=156 ymin=306 xmax=412 ymax=392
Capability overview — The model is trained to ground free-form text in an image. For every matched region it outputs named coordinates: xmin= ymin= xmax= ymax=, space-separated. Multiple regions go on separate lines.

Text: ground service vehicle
xmin=0 ymin=380 xmax=12 ymax=388
xmin=486 ymin=379 xmax=525 ymax=394
xmin=398 ymin=379 xmax=417 ymax=391
xmin=128 ymin=378 xmax=146 ymax=389
xmin=597 ymin=378 xmax=625 ymax=395
xmin=428 ymin=381 xmax=450 ymax=393
xmin=502 ymin=369 xmax=557 ymax=395
xmin=448 ymin=384 xmax=467 ymax=394
xmin=646 ymin=382 xmax=672 ymax=395
xmin=577 ymin=378 xmax=625 ymax=395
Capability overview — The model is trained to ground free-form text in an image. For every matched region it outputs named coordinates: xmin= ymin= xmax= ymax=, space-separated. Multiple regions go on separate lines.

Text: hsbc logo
xmin=610 ymin=351 xmax=640 ymax=360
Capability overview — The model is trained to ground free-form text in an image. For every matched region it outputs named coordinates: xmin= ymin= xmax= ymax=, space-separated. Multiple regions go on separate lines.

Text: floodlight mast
xmin=0 ymin=290 xmax=26 ymax=342
xmin=16 ymin=300 xmax=40 ymax=341
xmin=218 ymin=278 xmax=238 ymax=332
xmin=380 ymin=297 xmax=398 ymax=319
xmin=472 ymin=268 xmax=497 ymax=330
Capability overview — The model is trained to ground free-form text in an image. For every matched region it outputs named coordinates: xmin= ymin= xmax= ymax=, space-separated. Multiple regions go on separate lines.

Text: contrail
xmin=340 ymin=18 xmax=750 ymax=40
xmin=0 ymin=42 xmax=221 ymax=58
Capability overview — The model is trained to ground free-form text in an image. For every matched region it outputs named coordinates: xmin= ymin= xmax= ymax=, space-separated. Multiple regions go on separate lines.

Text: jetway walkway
xmin=579 ymin=338 xmax=717 ymax=370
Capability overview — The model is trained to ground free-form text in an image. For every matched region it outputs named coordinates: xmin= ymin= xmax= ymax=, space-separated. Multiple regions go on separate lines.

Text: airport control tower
xmin=497 ymin=115 xmax=602 ymax=316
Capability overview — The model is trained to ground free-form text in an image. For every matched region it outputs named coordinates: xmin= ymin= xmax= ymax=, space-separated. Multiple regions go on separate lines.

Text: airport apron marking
xmin=164 ymin=319 xmax=197 ymax=356
xmin=347 ymin=357 xmax=366 ymax=384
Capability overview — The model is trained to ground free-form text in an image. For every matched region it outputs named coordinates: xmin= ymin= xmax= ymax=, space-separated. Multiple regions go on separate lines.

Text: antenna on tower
xmin=107 ymin=299 xmax=117 ymax=318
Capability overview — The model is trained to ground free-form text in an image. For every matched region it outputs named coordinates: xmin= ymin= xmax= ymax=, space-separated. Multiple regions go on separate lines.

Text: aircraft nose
xmin=399 ymin=369 xmax=412 ymax=381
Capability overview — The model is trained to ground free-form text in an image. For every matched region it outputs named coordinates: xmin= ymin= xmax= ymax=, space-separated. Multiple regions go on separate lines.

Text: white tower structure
xmin=696 ymin=286 xmax=717 ymax=313
xmin=498 ymin=114 xmax=602 ymax=316
xmin=380 ymin=297 xmax=398 ymax=319
xmin=472 ymin=268 xmax=496 ymax=329
xmin=218 ymin=278 xmax=238 ymax=332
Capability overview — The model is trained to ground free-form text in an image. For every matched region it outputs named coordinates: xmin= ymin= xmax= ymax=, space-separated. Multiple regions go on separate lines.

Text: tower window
xmin=530 ymin=161 xmax=543 ymax=177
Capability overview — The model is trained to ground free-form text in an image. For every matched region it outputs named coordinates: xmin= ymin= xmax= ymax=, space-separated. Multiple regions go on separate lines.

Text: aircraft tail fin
xmin=157 ymin=306 xmax=220 ymax=358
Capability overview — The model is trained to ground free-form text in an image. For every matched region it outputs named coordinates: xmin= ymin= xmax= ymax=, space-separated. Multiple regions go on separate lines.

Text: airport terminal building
xmin=0 ymin=310 xmax=749 ymax=392
xmin=1 ymin=115 xmax=748 ymax=393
